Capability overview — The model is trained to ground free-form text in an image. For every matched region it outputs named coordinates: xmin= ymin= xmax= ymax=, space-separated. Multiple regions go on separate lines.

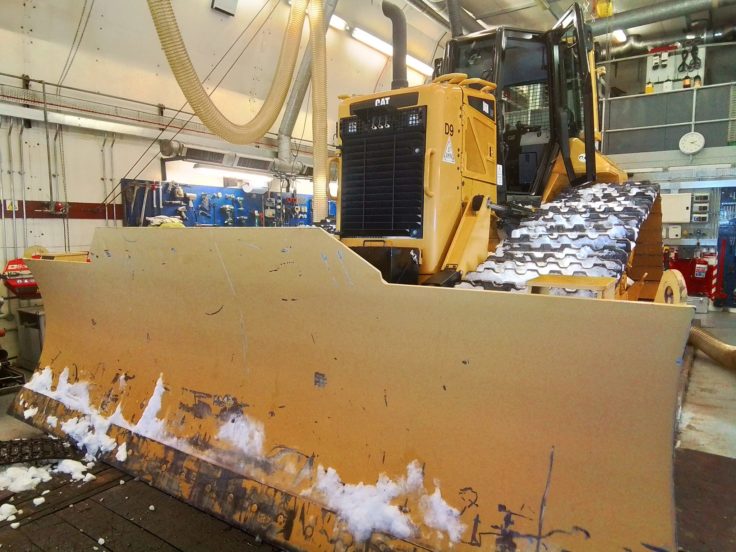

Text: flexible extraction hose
xmin=148 ymin=0 xmax=329 ymax=222
xmin=146 ymin=0 xmax=309 ymax=145
xmin=688 ymin=326 xmax=736 ymax=371
xmin=308 ymin=0 xmax=328 ymax=222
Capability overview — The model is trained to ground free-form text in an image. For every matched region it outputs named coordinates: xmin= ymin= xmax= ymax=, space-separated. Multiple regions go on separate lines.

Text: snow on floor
xmin=0 ymin=464 xmax=52 ymax=493
xmin=0 ymin=459 xmax=96 ymax=494
xmin=0 ymin=503 xmax=18 ymax=521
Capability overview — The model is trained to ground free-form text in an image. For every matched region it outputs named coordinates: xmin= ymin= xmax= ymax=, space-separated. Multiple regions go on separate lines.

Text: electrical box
xmin=692 ymin=213 xmax=709 ymax=223
xmin=668 ymin=225 xmax=682 ymax=239
xmin=645 ymin=46 xmax=706 ymax=92
xmin=211 ymin=0 xmax=237 ymax=16
xmin=693 ymin=193 xmax=710 ymax=203
xmin=692 ymin=203 xmax=709 ymax=213
xmin=16 ymin=306 xmax=45 ymax=370
xmin=661 ymin=193 xmax=692 ymax=223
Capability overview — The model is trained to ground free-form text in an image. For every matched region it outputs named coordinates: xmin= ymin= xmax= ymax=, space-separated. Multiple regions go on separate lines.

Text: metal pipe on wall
xmin=109 ymin=135 xmax=117 ymax=226
xmin=5 ymin=119 xmax=18 ymax=259
xmin=52 ymin=125 xmax=61 ymax=204
xmin=0 ymin=120 xmax=7 ymax=264
xmin=382 ymin=1 xmax=409 ymax=89
xmin=590 ymin=0 xmax=736 ymax=36
xmin=41 ymin=82 xmax=55 ymax=205
xmin=17 ymin=124 xmax=28 ymax=249
xmin=275 ymin=0 xmax=339 ymax=173
xmin=58 ymin=127 xmax=70 ymax=251
xmin=101 ymin=135 xmax=108 ymax=226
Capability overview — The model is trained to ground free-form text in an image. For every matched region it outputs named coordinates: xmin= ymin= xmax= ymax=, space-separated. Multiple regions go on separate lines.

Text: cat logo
xmin=374 ymin=97 xmax=391 ymax=107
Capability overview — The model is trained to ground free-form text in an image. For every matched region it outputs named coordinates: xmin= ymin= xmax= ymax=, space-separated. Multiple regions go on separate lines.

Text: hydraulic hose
xmin=308 ymin=0 xmax=328 ymax=222
xmin=148 ymin=0 xmax=329 ymax=222
xmin=688 ymin=326 xmax=736 ymax=371
xmin=146 ymin=0 xmax=309 ymax=145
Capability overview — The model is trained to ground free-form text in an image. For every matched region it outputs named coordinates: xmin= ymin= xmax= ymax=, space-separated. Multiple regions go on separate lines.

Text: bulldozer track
xmin=0 ymin=438 xmax=81 ymax=466
xmin=465 ymin=182 xmax=659 ymax=295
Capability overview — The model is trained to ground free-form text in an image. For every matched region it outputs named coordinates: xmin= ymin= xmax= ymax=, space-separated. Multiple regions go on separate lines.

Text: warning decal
xmin=442 ymin=137 xmax=455 ymax=164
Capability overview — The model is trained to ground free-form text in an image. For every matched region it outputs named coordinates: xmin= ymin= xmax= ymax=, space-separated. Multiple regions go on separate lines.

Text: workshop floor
xmin=1 ymin=312 xmax=735 ymax=551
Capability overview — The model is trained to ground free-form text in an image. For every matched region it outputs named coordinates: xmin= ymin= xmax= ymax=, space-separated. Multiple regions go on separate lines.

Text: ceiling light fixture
xmin=668 ymin=163 xmax=733 ymax=171
xmin=612 ymin=29 xmax=627 ymax=43
xmin=351 ymin=27 xmax=434 ymax=76
xmin=193 ymin=164 xmax=273 ymax=183
xmin=329 ymin=14 xmax=348 ymax=31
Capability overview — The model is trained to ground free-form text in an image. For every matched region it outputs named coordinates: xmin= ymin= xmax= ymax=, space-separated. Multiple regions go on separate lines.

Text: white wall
xmin=0 ymin=0 xmax=448 ymax=356
xmin=0 ymin=0 xmax=444 ymax=142
xmin=0 ymin=0 xmax=447 ymax=261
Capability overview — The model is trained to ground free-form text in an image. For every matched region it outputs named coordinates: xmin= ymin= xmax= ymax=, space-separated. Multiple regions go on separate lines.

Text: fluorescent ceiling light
xmin=352 ymin=27 xmax=393 ymax=56
xmin=352 ymin=27 xmax=433 ymax=76
xmin=669 ymin=163 xmax=733 ymax=171
xmin=628 ymin=167 xmax=663 ymax=173
xmin=329 ymin=14 xmax=348 ymax=31
xmin=685 ymin=33 xmax=696 ymax=40
xmin=193 ymin=163 xmax=273 ymax=183
xmin=406 ymin=56 xmax=434 ymax=76
xmin=612 ymin=29 xmax=627 ymax=43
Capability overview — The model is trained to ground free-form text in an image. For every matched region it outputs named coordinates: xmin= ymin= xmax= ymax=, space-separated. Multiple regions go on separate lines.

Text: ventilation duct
xmin=445 ymin=0 xmax=464 ymax=38
xmin=405 ymin=0 xmax=484 ymax=35
xmin=599 ymin=26 xmax=736 ymax=58
xmin=590 ymin=0 xmax=736 ymax=37
xmin=158 ymin=140 xmax=313 ymax=176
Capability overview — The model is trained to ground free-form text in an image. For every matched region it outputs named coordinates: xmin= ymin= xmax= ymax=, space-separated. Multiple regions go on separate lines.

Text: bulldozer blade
xmin=12 ymin=227 xmax=692 ymax=551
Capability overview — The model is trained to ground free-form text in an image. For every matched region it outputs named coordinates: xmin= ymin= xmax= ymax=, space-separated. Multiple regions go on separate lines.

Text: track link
xmin=0 ymin=438 xmax=81 ymax=466
xmin=464 ymin=182 xmax=659 ymax=295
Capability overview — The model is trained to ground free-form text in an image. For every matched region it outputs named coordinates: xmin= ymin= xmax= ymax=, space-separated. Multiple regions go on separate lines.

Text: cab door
xmin=548 ymin=4 xmax=596 ymax=186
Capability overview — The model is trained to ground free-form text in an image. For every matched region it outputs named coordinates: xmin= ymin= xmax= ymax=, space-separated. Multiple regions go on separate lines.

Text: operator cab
xmin=438 ymin=5 xmax=596 ymax=205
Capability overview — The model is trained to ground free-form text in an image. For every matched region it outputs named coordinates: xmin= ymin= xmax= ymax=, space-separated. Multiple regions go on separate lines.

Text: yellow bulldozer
xmin=12 ymin=1 xmax=699 ymax=551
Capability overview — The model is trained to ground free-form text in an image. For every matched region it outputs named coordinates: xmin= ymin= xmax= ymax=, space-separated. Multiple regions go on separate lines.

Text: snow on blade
xmin=23 ymin=406 xmax=38 ymax=419
xmin=420 ymin=487 xmax=465 ymax=542
xmin=310 ymin=462 xmax=426 ymax=542
xmin=32 ymin=497 xmax=45 ymax=506
xmin=115 ymin=442 xmax=128 ymax=462
xmin=134 ymin=374 xmax=168 ymax=440
xmin=216 ymin=414 xmax=265 ymax=458
xmin=0 ymin=464 xmax=52 ymax=493
xmin=24 ymin=366 xmax=53 ymax=394
xmin=60 ymin=413 xmax=116 ymax=457
xmin=46 ymin=415 xmax=58 ymax=428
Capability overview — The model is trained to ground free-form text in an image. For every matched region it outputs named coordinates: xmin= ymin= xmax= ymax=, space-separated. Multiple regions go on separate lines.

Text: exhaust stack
xmin=382 ymin=1 xmax=408 ymax=89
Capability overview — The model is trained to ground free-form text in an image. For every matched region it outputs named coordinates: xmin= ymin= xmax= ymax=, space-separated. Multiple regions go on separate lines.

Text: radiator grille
xmin=236 ymin=156 xmax=272 ymax=170
xmin=339 ymin=106 xmax=426 ymax=238
xmin=185 ymin=148 xmax=226 ymax=164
